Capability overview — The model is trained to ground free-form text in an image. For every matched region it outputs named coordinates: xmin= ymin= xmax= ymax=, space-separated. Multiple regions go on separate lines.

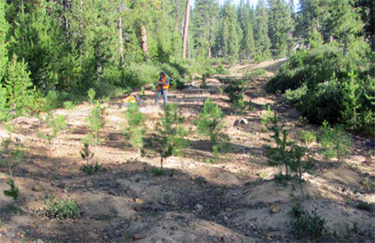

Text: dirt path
xmin=0 ymin=60 xmax=374 ymax=242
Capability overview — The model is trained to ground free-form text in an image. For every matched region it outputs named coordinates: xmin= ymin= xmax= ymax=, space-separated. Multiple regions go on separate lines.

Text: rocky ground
xmin=0 ymin=60 xmax=374 ymax=242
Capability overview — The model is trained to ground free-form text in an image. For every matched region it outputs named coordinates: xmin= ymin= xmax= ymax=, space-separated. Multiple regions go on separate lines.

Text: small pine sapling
xmin=38 ymin=113 xmax=67 ymax=152
xmin=289 ymin=145 xmax=308 ymax=199
xmin=87 ymin=88 xmax=96 ymax=105
xmin=319 ymin=121 xmax=352 ymax=163
xmin=151 ymin=104 xmax=189 ymax=168
xmin=86 ymin=102 xmax=106 ymax=147
xmin=123 ymin=103 xmax=146 ymax=155
xmin=80 ymin=143 xmax=94 ymax=164
xmin=3 ymin=178 xmax=19 ymax=201
xmin=162 ymin=103 xmax=189 ymax=156
xmin=340 ymin=70 xmax=361 ymax=130
xmin=264 ymin=111 xmax=293 ymax=177
xmin=79 ymin=142 xmax=105 ymax=175
xmin=194 ymin=99 xmax=230 ymax=151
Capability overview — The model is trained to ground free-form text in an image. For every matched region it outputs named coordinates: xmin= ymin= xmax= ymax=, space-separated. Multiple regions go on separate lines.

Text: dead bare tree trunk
xmin=141 ymin=24 xmax=149 ymax=60
xmin=118 ymin=2 xmax=125 ymax=67
xmin=182 ymin=0 xmax=190 ymax=59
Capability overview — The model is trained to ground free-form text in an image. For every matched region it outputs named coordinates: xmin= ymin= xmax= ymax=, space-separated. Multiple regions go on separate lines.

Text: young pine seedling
xmin=194 ymin=99 xmax=230 ymax=151
xmin=79 ymin=142 xmax=106 ymax=175
xmin=86 ymin=102 xmax=106 ymax=147
xmin=37 ymin=113 xmax=67 ymax=153
xmin=3 ymin=178 xmax=19 ymax=201
xmin=151 ymin=104 xmax=189 ymax=168
xmin=319 ymin=121 xmax=352 ymax=163
xmin=123 ymin=103 xmax=146 ymax=155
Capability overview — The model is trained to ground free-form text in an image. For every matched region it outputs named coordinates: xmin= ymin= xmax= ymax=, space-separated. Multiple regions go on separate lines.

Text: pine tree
xmin=194 ymin=99 xmax=230 ymax=151
xmin=319 ymin=121 xmax=352 ymax=163
xmin=192 ymin=0 xmax=219 ymax=60
xmin=254 ymin=0 xmax=271 ymax=60
xmin=268 ymin=0 xmax=294 ymax=57
xmin=152 ymin=103 xmax=189 ymax=168
xmin=240 ymin=1 xmax=256 ymax=63
xmin=8 ymin=0 xmax=64 ymax=90
xmin=216 ymin=1 xmax=242 ymax=60
xmin=4 ymin=54 xmax=33 ymax=116
xmin=123 ymin=104 xmax=146 ymax=155
xmin=0 ymin=0 xmax=8 ymax=81
xmin=86 ymin=102 xmax=106 ymax=146
xmin=340 ymin=70 xmax=362 ymax=130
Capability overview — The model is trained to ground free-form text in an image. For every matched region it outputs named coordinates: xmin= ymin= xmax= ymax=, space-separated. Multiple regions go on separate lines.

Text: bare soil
xmin=0 ymin=59 xmax=374 ymax=242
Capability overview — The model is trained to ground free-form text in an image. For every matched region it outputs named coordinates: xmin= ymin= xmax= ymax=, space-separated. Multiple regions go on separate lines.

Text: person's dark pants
xmin=155 ymin=89 xmax=168 ymax=106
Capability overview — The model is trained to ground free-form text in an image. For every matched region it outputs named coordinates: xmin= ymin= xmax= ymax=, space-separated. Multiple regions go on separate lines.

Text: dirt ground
xmin=0 ymin=59 xmax=374 ymax=242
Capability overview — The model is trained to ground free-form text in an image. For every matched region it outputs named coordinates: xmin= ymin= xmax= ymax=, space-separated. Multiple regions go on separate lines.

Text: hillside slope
xmin=0 ymin=60 xmax=374 ymax=242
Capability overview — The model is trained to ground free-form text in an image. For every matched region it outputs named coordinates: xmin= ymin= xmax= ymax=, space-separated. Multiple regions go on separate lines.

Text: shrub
xmin=44 ymin=196 xmax=80 ymax=219
xmin=356 ymin=201 xmax=373 ymax=212
xmin=283 ymin=85 xmax=307 ymax=105
xmin=80 ymin=162 xmax=106 ymax=175
xmin=299 ymin=79 xmax=342 ymax=124
xmin=215 ymin=61 xmax=230 ymax=75
xmin=266 ymin=44 xmax=373 ymax=134
xmin=194 ymin=99 xmax=230 ymax=151
xmin=291 ymin=202 xmax=328 ymax=239
xmin=298 ymin=130 xmax=317 ymax=147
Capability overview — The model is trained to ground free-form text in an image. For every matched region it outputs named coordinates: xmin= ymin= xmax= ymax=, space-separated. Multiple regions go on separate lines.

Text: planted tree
xmin=86 ymin=102 xmax=106 ymax=147
xmin=151 ymin=103 xmax=189 ymax=168
xmin=87 ymin=88 xmax=96 ymax=105
xmin=37 ymin=113 xmax=67 ymax=152
xmin=194 ymin=99 xmax=230 ymax=151
xmin=264 ymin=111 xmax=294 ymax=178
xmin=264 ymin=110 xmax=311 ymax=198
xmin=319 ymin=121 xmax=352 ymax=163
xmin=3 ymin=178 xmax=19 ymax=201
xmin=79 ymin=142 xmax=105 ymax=175
xmin=123 ymin=103 xmax=146 ymax=155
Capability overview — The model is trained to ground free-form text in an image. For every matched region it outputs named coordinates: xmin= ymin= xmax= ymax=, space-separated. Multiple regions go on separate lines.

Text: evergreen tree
xmin=0 ymin=0 xmax=8 ymax=81
xmin=123 ymin=104 xmax=147 ymax=155
xmin=8 ymin=0 xmax=64 ymax=90
xmin=254 ymin=0 xmax=271 ymax=60
xmin=192 ymin=0 xmax=219 ymax=60
xmin=240 ymin=1 xmax=256 ymax=63
xmin=216 ymin=1 xmax=242 ymax=60
xmin=4 ymin=54 xmax=33 ymax=116
xmin=268 ymin=0 xmax=294 ymax=57
xmin=194 ymin=99 xmax=230 ymax=151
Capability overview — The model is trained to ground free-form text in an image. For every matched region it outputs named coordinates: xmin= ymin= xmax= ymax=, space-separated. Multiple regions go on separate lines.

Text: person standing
xmin=155 ymin=72 xmax=170 ymax=106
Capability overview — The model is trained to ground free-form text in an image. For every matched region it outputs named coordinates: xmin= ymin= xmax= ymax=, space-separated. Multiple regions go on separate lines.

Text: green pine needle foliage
xmin=123 ymin=103 xmax=146 ymax=154
xmin=319 ymin=121 xmax=352 ymax=163
xmin=3 ymin=178 xmax=19 ymax=201
xmin=152 ymin=103 xmax=189 ymax=168
xmin=87 ymin=102 xmax=106 ymax=146
xmin=194 ymin=99 xmax=230 ymax=151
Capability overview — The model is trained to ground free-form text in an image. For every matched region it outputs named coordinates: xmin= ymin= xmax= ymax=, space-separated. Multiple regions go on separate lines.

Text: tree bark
xmin=141 ymin=24 xmax=149 ymax=60
xmin=182 ymin=0 xmax=190 ymax=59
